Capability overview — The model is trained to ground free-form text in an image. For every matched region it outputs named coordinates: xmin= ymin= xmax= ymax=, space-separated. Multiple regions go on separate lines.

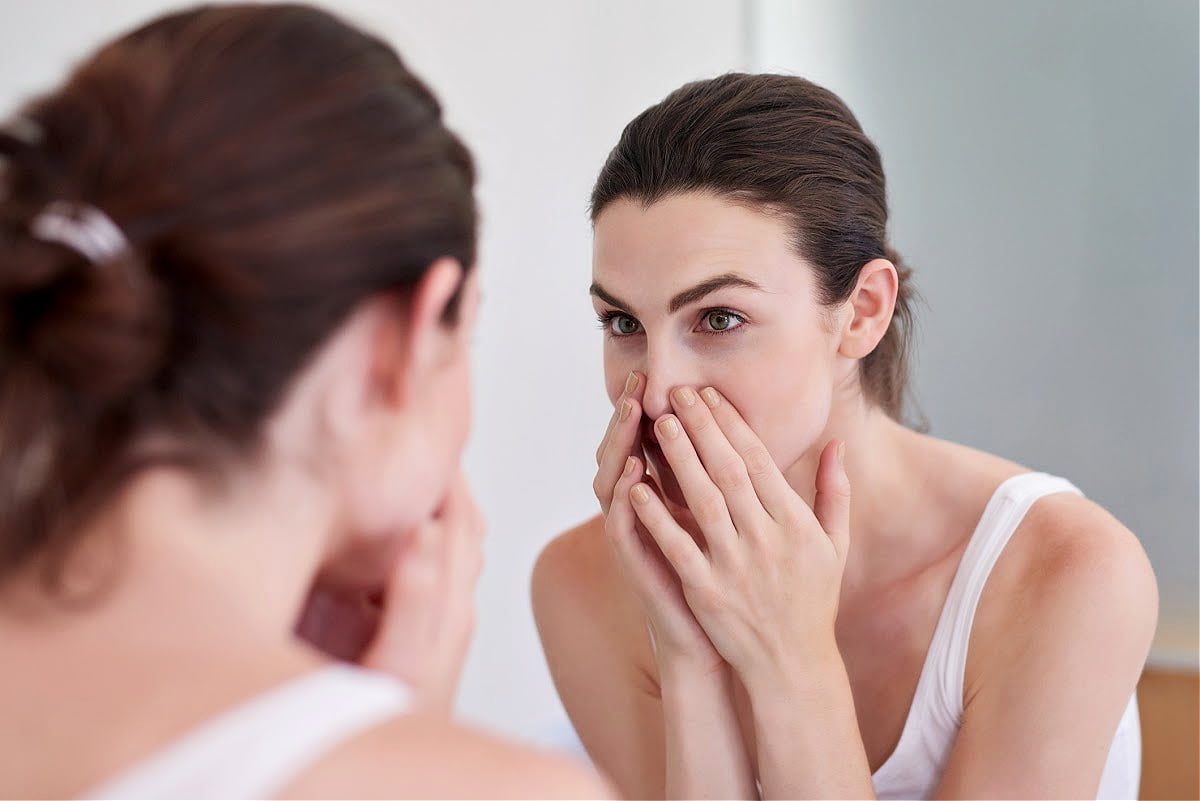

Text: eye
xmin=698 ymin=309 xmax=746 ymax=334
xmin=599 ymin=312 xmax=642 ymax=336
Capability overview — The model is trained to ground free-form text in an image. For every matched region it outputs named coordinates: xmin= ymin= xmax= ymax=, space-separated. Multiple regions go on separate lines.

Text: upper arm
xmin=532 ymin=518 xmax=667 ymax=799
xmin=934 ymin=495 xmax=1158 ymax=799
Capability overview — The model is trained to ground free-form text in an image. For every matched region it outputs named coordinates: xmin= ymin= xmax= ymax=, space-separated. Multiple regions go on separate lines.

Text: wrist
xmin=656 ymin=650 xmax=731 ymax=688
xmin=740 ymin=636 xmax=844 ymax=703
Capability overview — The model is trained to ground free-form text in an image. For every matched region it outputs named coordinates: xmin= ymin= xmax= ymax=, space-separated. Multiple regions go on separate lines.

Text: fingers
xmin=595 ymin=371 xmax=643 ymax=464
xmin=813 ymin=440 xmax=851 ymax=561
xmin=363 ymin=516 xmax=439 ymax=675
xmin=594 ymin=371 xmax=645 ymax=515
xmin=651 ymin=405 xmax=739 ymax=558
xmin=666 ymin=386 xmax=764 ymax=537
xmin=629 ymin=476 xmax=710 ymax=589
xmin=605 ymin=455 xmax=648 ymax=579
xmin=696 ymin=386 xmax=799 ymax=522
xmin=606 ymin=456 xmax=680 ymax=596
xmin=437 ymin=475 xmax=485 ymax=630
xmin=364 ymin=472 xmax=485 ymax=683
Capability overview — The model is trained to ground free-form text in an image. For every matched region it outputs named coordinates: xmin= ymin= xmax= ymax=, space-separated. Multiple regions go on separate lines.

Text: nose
xmin=640 ymin=345 xmax=694 ymax=421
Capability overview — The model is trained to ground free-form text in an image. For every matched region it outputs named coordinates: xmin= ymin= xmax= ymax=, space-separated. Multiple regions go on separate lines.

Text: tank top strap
xmin=82 ymin=664 xmax=411 ymax=799
xmin=929 ymin=471 xmax=1083 ymax=724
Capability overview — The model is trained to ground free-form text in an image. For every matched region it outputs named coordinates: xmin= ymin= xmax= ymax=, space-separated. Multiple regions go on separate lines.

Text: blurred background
xmin=1 ymin=0 xmax=1195 ymax=794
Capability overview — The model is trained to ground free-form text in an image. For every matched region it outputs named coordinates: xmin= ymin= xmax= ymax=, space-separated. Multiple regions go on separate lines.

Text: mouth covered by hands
xmin=596 ymin=373 xmax=851 ymax=684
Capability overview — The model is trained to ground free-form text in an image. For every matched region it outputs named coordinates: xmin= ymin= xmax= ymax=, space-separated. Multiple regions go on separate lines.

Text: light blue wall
xmin=754 ymin=0 xmax=1198 ymax=662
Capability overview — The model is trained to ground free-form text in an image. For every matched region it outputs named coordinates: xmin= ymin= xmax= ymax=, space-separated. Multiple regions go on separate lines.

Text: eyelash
xmin=595 ymin=309 xmax=748 ymax=338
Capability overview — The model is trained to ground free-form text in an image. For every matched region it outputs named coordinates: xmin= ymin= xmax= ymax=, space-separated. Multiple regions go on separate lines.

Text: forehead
xmin=592 ymin=192 xmax=809 ymax=297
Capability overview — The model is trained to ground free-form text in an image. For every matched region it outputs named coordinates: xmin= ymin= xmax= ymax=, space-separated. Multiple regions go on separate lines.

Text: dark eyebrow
xmin=590 ymin=273 xmax=764 ymax=315
xmin=666 ymin=273 xmax=763 ymax=313
xmin=588 ymin=282 xmax=630 ymax=311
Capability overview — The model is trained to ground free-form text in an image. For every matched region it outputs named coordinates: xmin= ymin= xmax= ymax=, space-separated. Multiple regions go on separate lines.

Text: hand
xmin=594 ymin=372 xmax=722 ymax=673
xmin=627 ymin=386 xmax=850 ymax=685
xmin=296 ymin=472 xmax=485 ymax=714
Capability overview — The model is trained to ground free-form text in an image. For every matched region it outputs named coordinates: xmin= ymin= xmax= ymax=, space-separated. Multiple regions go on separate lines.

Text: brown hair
xmin=591 ymin=72 xmax=916 ymax=419
xmin=0 ymin=4 xmax=476 ymax=585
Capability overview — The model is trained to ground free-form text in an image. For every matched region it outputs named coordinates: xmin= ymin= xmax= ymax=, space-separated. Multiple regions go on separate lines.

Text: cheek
xmin=602 ymin=345 xmax=631 ymax=406
xmin=451 ymin=360 xmax=472 ymax=448
xmin=718 ymin=338 xmax=835 ymax=467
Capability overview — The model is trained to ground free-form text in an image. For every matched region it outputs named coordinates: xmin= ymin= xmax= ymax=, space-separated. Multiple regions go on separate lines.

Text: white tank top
xmin=871 ymin=472 xmax=1141 ymax=800
xmin=80 ymin=664 xmax=411 ymax=799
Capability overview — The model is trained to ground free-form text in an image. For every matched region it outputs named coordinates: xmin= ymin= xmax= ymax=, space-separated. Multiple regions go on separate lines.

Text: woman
xmin=0 ymin=5 xmax=605 ymax=798
xmin=533 ymin=73 xmax=1156 ymax=800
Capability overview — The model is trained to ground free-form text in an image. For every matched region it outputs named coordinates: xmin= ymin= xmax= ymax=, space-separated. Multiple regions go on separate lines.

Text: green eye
xmin=702 ymin=310 xmax=747 ymax=333
xmin=610 ymin=315 xmax=641 ymax=336
xmin=707 ymin=311 xmax=733 ymax=331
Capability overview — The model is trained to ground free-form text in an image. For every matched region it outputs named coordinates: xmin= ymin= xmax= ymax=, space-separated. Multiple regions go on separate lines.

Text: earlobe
xmin=838 ymin=258 xmax=898 ymax=360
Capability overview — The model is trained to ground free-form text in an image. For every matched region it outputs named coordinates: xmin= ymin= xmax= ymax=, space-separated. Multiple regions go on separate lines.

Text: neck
xmin=2 ymin=459 xmax=338 ymax=647
xmin=782 ymin=392 xmax=940 ymax=590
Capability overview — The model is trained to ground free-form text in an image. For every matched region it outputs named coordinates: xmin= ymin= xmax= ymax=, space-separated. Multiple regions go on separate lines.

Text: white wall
xmin=753 ymin=0 xmax=1199 ymax=666
xmin=0 ymin=0 xmax=746 ymax=744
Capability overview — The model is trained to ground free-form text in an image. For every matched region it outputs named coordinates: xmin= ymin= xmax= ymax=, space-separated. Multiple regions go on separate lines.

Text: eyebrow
xmin=589 ymin=272 xmax=764 ymax=315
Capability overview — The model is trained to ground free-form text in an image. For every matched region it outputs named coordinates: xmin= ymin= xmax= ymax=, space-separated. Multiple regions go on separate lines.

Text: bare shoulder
xmin=969 ymin=487 xmax=1158 ymax=692
xmin=533 ymin=515 xmax=611 ymax=595
xmin=1000 ymin=490 xmax=1156 ymax=621
xmin=531 ymin=515 xmax=642 ymax=638
xmin=279 ymin=712 xmax=613 ymax=799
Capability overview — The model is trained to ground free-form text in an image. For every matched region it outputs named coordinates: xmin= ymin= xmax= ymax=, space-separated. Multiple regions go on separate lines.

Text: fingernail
xmin=700 ymin=387 xmax=720 ymax=408
xmin=623 ymin=456 xmax=636 ymax=477
xmin=837 ymin=441 xmax=846 ymax=468
xmin=631 ymin=484 xmax=651 ymax=505
xmin=619 ymin=399 xmax=632 ymax=421
xmin=672 ymin=386 xmax=696 ymax=408
xmin=657 ymin=416 xmax=680 ymax=440
xmin=624 ymin=372 xmax=639 ymax=394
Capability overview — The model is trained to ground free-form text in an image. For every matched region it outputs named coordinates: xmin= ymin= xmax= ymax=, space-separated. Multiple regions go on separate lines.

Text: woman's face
xmin=592 ymin=192 xmax=850 ymax=500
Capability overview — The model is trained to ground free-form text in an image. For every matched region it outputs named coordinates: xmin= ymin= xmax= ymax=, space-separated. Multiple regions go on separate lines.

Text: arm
xmin=627 ymin=387 xmax=876 ymax=799
xmin=933 ymin=496 xmax=1157 ymax=798
xmin=660 ymin=660 xmax=758 ymax=800
xmin=533 ymin=520 xmax=757 ymax=800
xmin=747 ymin=646 xmax=873 ymax=800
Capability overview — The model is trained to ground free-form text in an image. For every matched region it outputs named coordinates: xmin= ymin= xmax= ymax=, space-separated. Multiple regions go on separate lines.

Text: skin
xmin=533 ymin=191 xmax=1158 ymax=799
xmin=0 ymin=260 xmax=609 ymax=799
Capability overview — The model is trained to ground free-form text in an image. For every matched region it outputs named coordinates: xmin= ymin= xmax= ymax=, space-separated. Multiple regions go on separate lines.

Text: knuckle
xmin=663 ymin=537 xmax=696 ymax=568
xmin=713 ymin=458 xmax=750 ymax=491
xmin=685 ymin=407 xmax=711 ymax=432
xmin=692 ymin=492 xmax=728 ymax=526
xmin=742 ymin=445 xmax=774 ymax=477
xmin=691 ymin=584 xmax=723 ymax=614
xmin=781 ymin=504 xmax=809 ymax=531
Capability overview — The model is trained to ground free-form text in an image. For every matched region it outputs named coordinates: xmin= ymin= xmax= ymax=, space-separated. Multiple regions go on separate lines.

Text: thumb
xmin=813 ymin=440 xmax=851 ymax=561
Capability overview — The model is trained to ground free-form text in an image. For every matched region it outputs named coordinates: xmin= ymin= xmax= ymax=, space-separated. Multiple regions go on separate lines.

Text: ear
xmin=837 ymin=258 xmax=898 ymax=360
xmin=371 ymin=257 xmax=470 ymax=407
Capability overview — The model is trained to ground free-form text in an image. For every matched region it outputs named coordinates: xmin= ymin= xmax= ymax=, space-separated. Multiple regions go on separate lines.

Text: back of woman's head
xmin=0 ymin=3 xmax=476 ymax=584
xmin=591 ymin=72 xmax=916 ymax=420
